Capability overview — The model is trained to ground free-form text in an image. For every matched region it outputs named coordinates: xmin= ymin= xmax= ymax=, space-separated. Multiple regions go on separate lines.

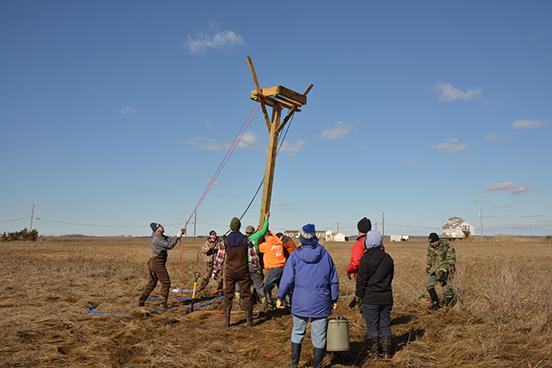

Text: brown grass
xmin=1 ymin=236 xmax=552 ymax=367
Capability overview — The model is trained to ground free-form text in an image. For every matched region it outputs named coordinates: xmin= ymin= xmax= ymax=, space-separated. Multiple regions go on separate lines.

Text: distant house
xmin=285 ymin=230 xmax=328 ymax=240
xmin=390 ymin=235 xmax=410 ymax=242
xmin=441 ymin=217 xmax=475 ymax=239
xmin=324 ymin=231 xmax=346 ymax=242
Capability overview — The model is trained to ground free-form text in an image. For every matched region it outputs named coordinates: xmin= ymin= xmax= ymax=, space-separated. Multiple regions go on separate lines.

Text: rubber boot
xmin=428 ymin=288 xmax=440 ymax=310
xmin=313 ymin=347 xmax=325 ymax=368
xmin=291 ymin=342 xmax=301 ymax=368
xmin=379 ymin=336 xmax=391 ymax=359
xmin=265 ymin=293 xmax=275 ymax=311
xmin=159 ymin=297 xmax=168 ymax=311
xmin=246 ymin=303 xmax=254 ymax=327
xmin=234 ymin=292 xmax=242 ymax=307
xmin=259 ymin=296 xmax=267 ymax=310
xmin=223 ymin=305 xmax=232 ymax=328
xmin=366 ymin=337 xmax=379 ymax=359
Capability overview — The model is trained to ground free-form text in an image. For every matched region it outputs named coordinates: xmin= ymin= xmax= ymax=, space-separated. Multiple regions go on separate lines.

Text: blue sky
xmin=1 ymin=1 xmax=551 ymax=236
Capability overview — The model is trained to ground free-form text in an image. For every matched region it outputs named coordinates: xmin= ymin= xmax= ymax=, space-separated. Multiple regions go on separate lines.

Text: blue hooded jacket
xmin=277 ymin=243 xmax=339 ymax=318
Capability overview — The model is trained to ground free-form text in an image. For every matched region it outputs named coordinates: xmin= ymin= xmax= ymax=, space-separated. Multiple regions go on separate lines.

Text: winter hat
xmin=428 ymin=232 xmax=440 ymax=243
xmin=230 ymin=217 xmax=241 ymax=231
xmin=364 ymin=231 xmax=383 ymax=250
xmin=246 ymin=225 xmax=255 ymax=235
xmin=209 ymin=230 xmax=217 ymax=236
xmin=357 ymin=217 xmax=372 ymax=234
xmin=150 ymin=222 xmax=161 ymax=232
xmin=299 ymin=223 xmax=318 ymax=246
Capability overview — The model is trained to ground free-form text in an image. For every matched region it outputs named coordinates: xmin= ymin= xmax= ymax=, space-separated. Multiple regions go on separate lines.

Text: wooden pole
xmin=259 ymin=104 xmax=281 ymax=226
xmin=30 ymin=203 xmax=35 ymax=231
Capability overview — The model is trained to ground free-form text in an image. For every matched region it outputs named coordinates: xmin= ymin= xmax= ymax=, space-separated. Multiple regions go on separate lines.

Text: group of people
xmin=138 ymin=215 xmax=456 ymax=367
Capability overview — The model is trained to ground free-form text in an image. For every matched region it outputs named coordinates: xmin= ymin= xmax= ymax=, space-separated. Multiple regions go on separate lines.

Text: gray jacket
xmin=151 ymin=232 xmax=179 ymax=256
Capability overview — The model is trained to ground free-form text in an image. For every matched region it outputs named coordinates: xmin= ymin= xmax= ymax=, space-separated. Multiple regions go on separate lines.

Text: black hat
xmin=357 ymin=217 xmax=372 ymax=234
xmin=428 ymin=233 xmax=440 ymax=243
xmin=209 ymin=230 xmax=217 ymax=236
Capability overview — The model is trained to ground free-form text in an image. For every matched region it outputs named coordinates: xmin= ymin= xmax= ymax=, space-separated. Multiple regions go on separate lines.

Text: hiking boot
xmin=159 ymin=298 xmax=168 ymax=311
xmin=379 ymin=336 xmax=392 ymax=359
xmin=428 ymin=288 xmax=440 ymax=310
xmin=444 ymin=294 xmax=456 ymax=307
xmin=291 ymin=342 xmax=301 ymax=368
xmin=265 ymin=293 xmax=275 ymax=311
xmin=366 ymin=337 xmax=379 ymax=359
xmin=313 ymin=347 xmax=325 ymax=368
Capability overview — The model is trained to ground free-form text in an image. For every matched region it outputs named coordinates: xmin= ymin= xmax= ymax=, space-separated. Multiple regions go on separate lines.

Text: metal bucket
xmin=326 ymin=317 xmax=350 ymax=352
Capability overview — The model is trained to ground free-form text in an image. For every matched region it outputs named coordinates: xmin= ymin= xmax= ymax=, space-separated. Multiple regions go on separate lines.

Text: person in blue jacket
xmin=276 ymin=223 xmax=339 ymax=368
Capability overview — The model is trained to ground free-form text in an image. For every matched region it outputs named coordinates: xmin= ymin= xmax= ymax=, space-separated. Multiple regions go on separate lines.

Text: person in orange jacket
xmin=345 ymin=217 xmax=372 ymax=280
xmin=259 ymin=231 xmax=286 ymax=309
xmin=277 ymin=232 xmax=297 ymax=259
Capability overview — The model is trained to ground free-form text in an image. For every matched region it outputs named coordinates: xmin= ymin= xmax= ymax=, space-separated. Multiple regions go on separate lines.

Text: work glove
xmin=348 ymin=296 xmax=361 ymax=309
xmin=332 ymin=302 xmax=338 ymax=310
xmin=176 ymin=227 xmax=187 ymax=238
xmin=276 ymin=298 xmax=285 ymax=309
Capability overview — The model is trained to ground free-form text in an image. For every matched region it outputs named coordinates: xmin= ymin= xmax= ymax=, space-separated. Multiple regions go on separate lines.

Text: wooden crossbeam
xmin=247 ymin=56 xmax=271 ymax=131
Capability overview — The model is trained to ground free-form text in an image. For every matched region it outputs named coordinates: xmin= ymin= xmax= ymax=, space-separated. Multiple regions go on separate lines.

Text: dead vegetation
xmin=1 ymin=236 xmax=551 ymax=367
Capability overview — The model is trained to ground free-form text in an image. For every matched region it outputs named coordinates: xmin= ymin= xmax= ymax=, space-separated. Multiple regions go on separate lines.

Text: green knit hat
xmin=150 ymin=222 xmax=161 ymax=232
xmin=230 ymin=217 xmax=241 ymax=231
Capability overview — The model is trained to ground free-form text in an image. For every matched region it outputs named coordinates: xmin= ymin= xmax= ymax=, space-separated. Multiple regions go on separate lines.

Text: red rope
xmin=178 ymin=104 xmax=259 ymax=287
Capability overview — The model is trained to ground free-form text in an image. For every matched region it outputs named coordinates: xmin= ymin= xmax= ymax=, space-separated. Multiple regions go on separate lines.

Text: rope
xmin=238 ymin=110 xmax=297 ymax=221
xmin=179 ymin=104 xmax=259 ymax=287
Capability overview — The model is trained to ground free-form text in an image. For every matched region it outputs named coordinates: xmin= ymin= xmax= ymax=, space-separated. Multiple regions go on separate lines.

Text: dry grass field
xmin=1 ymin=236 xmax=552 ymax=368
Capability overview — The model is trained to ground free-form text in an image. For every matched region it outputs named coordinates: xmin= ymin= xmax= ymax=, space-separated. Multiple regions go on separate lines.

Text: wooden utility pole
xmin=246 ymin=56 xmax=313 ymax=227
xmin=29 ymin=203 xmax=35 ymax=231
xmin=193 ymin=210 xmax=197 ymax=237
xmin=382 ymin=211 xmax=385 ymax=238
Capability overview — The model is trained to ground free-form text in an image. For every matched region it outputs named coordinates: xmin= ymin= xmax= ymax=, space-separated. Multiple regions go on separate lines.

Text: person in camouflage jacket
xmin=196 ymin=230 xmax=224 ymax=294
xmin=426 ymin=232 xmax=456 ymax=309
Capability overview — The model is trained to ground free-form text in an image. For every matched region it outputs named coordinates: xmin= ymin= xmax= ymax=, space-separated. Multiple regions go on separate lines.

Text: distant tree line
xmin=1 ymin=228 xmax=38 ymax=241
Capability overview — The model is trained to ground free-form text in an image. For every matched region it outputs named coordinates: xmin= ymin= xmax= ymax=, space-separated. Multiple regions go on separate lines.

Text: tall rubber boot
xmin=159 ymin=297 xmax=168 ymax=311
xmin=223 ymin=305 xmax=232 ymax=328
xmin=366 ymin=337 xmax=379 ymax=359
xmin=234 ymin=292 xmax=242 ymax=307
xmin=428 ymin=288 xmax=440 ymax=310
xmin=313 ymin=347 xmax=325 ymax=368
xmin=379 ymin=336 xmax=392 ymax=359
xmin=265 ymin=293 xmax=275 ymax=311
xmin=246 ymin=303 xmax=254 ymax=327
xmin=291 ymin=342 xmax=302 ymax=368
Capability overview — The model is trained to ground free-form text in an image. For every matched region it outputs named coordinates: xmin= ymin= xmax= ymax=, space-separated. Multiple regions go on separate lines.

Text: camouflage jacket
xmin=426 ymin=240 xmax=456 ymax=275
xmin=202 ymin=237 xmax=223 ymax=267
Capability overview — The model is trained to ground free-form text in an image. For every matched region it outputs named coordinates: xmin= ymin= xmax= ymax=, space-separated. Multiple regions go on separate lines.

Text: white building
xmin=441 ymin=217 xmax=475 ymax=239
xmin=390 ymin=235 xmax=410 ymax=242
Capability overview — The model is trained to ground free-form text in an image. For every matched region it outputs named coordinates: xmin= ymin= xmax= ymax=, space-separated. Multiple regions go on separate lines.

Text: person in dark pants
xmin=138 ymin=223 xmax=186 ymax=310
xmin=223 ymin=217 xmax=254 ymax=328
xmin=353 ymin=230 xmax=394 ymax=359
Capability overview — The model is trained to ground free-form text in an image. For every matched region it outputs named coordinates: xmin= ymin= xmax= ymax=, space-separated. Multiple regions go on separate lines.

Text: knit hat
xmin=428 ymin=232 xmax=440 ymax=243
xmin=230 ymin=217 xmax=241 ymax=231
xmin=299 ymin=223 xmax=318 ymax=246
xmin=357 ymin=217 xmax=372 ymax=234
xmin=246 ymin=225 xmax=255 ymax=235
xmin=209 ymin=230 xmax=217 ymax=236
xmin=364 ymin=231 xmax=383 ymax=250
xmin=150 ymin=222 xmax=161 ymax=232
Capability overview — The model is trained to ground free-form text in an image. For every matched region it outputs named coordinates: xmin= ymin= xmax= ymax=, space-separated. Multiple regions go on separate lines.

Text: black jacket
xmin=355 ymin=246 xmax=394 ymax=305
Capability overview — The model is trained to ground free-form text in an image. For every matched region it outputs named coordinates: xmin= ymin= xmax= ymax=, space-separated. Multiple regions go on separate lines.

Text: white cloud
xmin=184 ymin=137 xmax=225 ymax=151
xmin=120 ymin=105 xmax=136 ymax=114
xmin=236 ymin=131 xmax=258 ymax=149
xmin=280 ymin=140 xmax=306 ymax=156
xmin=320 ymin=122 xmax=351 ymax=140
xmin=485 ymin=132 xmax=508 ymax=141
xmin=407 ymin=160 xmax=417 ymax=167
xmin=435 ymin=82 xmax=481 ymax=102
xmin=434 ymin=138 xmax=467 ymax=152
xmin=184 ymin=131 xmax=258 ymax=151
xmin=512 ymin=120 xmax=545 ymax=129
xmin=185 ymin=30 xmax=244 ymax=55
xmin=485 ymin=182 xmax=530 ymax=195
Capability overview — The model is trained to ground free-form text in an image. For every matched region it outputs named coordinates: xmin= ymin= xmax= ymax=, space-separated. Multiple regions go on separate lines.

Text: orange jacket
xmin=259 ymin=235 xmax=286 ymax=269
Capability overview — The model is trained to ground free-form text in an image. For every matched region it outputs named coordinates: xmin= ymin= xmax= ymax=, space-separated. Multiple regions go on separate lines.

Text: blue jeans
xmin=291 ymin=315 xmax=328 ymax=349
xmin=263 ymin=267 xmax=284 ymax=296
xmin=361 ymin=304 xmax=392 ymax=338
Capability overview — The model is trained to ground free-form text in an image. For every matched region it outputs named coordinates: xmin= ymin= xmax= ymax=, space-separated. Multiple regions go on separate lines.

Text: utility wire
xmin=0 ymin=217 xmax=28 ymax=224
